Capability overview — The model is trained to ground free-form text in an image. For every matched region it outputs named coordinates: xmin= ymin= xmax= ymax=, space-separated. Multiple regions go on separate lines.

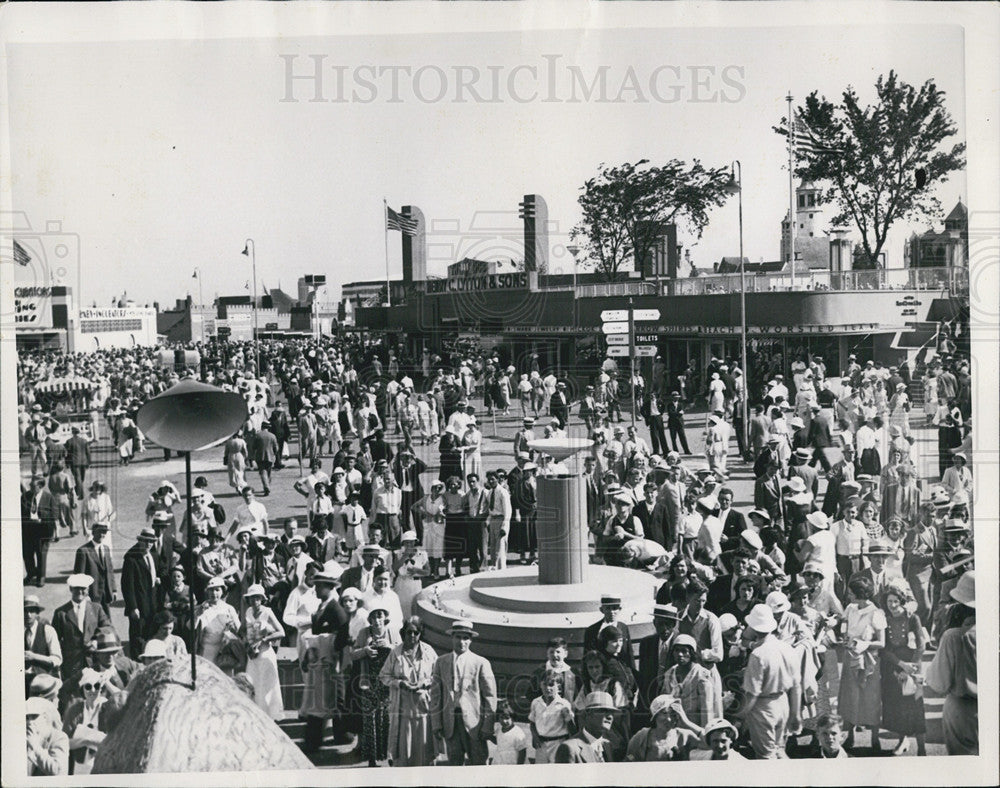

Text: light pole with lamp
xmin=191 ymin=267 xmax=203 ymax=308
xmin=241 ymin=239 xmax=259 ymax=372
xmin=724 ymin=162 xmax=750 ymax=456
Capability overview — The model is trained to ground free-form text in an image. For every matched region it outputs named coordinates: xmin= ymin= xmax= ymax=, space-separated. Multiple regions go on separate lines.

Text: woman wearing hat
xmin=941 ymin=451 xmax=973 ymax=499
xmin=379 ymin=616 xmax=438 ymax=767
xmin=351 ymin=606 xmax=399 ymax=766
xmin=888 ymin=381 xmax=911 ymax=437
xmin=82 ymin=482 xmax=115 ymax=544
xmin=242 ymin=583 xmax=285 ymax=719
xmin=661 ymin=634 xmax=717 ymax=727
xmin=689 ymin=717 xmax=745 ymax=761
xmin=926 ymin=571 xmax=977 ymax=755
xmin=625 ymin=694 xmax=704 ymax=762
xmin=392 ymin=532 xmax=430 ymax=619
xmin=61 ymin=666 xmax=111 ymax=774
xmin=837 ymin=575 xmax=886 ymax=752
xmin=412 ymin=481 xmax=447 ymax=579
xmin=879 ymin=582 xmax=928 ymax=756
xmin=194 ymin=576 xmax=240 ymax=664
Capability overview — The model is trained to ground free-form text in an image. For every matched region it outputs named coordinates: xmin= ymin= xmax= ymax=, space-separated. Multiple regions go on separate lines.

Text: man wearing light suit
xmin=554 ymin=691 xmax=618 ymax=763
xmin=430 ymin=618 xmax=497 ymax=766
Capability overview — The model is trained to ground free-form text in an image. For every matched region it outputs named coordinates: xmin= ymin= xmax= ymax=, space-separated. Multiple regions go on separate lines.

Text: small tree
xmin=779 ymin=71 xmax=965 ymax=269
xmin=571 ymin=159 xmax=732 ymax=281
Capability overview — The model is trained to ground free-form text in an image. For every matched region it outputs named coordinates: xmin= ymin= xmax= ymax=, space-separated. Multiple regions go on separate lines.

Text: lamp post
xmin=191 ymin=268 xmax=203 ymax=308
xmin=724 ymin=162 xmax=749 ymax=455
xmin=241 ymin=239 xmax=259 ymax=372
xmin=137 ymin=380 xmax=248 ymax=687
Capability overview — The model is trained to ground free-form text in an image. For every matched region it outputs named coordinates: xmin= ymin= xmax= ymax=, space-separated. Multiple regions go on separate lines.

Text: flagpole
xmin=384 ymin=198 xmax=391 ymax=308
xmin=787 ymin=92 xmax=796 ymax=290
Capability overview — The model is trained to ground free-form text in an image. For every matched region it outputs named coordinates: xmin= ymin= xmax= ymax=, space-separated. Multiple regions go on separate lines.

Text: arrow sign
xmin=606 ymin=334 xmax=629 ymax=345
xmin=601 ymin=321 xmax=629 ymax=334
xmin=601 ymin=309 xmax=628 ymax=322
xmin=606 ymin=346 xmax=631 ymax=357
xmin=634 ymin=345 xmax=658 ymax=357
xmin=632 ymin=308 xmax=661 ymax=322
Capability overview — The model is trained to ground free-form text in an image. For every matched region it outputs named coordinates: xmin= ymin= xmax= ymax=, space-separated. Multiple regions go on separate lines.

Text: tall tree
xmin=571 ymin=159 xmax=732 ymax=281
xmin=778 ymin=71 xmax=965 ymax=269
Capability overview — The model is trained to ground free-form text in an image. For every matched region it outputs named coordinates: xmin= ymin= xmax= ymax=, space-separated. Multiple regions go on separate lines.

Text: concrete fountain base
xmin=414 ymin=565 xmax=660 ymax=705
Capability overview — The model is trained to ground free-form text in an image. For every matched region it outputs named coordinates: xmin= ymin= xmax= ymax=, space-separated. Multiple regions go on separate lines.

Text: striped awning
xmin=34 ymin=376 xmax=96 ymax=395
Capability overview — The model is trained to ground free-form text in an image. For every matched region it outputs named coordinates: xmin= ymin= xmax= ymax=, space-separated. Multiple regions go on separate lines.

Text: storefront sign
xmin=79 ymin=307 xmax=151 ymax=320
xmin=14 ymin=287 xmax=53 ymax=326
xmin=426 ymin=271 xmax=532 ymax=294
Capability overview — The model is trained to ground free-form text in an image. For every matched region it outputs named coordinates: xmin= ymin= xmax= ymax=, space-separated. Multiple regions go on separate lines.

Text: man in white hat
xmin=737 ymin=603 xmax=802 ymax=758
xmin=51 ymin=575 xmax=111 ymax=679
xmin=554 ymin=691 xmax=618 ymax=763
xmin=430 ymin=619 xmax=497 ymax=766
xmin=926 ymin=570 xmax=977 ymax=755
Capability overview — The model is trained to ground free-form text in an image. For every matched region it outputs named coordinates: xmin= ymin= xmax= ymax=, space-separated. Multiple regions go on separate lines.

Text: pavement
xmin=20 ymin=389 xmax=948 ymax=758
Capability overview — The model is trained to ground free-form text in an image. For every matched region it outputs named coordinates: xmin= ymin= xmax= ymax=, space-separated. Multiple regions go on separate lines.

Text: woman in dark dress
xmin=351 ymin=607 xmax=400 ymax=766
xmin=437 ymin=430 xmax=463 ymax=484
xmin=720 ymin=574 xmax=761 ymax=627
xmin=880 ymin=585 xmax=928 ymax=756
xmin=441 ymin=476 xmax=467 ymax=577
xmin=163 ymin=563 xmax=195 ymax=650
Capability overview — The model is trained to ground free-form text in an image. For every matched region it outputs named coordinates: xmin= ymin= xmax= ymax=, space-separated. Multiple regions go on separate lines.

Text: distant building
xmin=904 ymin=199 xmax=968 ymax=269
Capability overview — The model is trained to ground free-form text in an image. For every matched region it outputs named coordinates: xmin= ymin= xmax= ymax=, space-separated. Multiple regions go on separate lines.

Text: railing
xmin=661 ymin=266 xmax=967 ymax=296
xmin=575 ymin=281 xmax=657 ymax=298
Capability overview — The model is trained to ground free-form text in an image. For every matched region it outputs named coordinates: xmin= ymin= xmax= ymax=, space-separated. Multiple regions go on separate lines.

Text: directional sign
xmin=632 ymin=308 xmax=661 ymax=322
xmin=601 ymin=309 xmax=629 ymax=322
xmin=606 ymin=334 xmax=629 ymax=345
xmin=606 ymin=346 xmax=631 ymax=357
xmin=634 ymin=345 xmax=658 ymax=357
xmin=601 ymin=321 xmax=629 ymax=334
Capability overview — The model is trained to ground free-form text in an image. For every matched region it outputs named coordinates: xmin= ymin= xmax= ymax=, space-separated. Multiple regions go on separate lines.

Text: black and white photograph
xmin=1 ymin=2 xmax=997 ymax=785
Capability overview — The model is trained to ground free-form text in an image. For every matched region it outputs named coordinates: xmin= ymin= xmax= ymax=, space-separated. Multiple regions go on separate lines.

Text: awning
xmin=35 ymin=376 xmax=97 ymax=395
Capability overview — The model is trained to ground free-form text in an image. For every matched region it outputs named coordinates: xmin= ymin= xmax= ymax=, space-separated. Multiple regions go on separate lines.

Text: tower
xmin=781 ymin=181 xmax=830 ymax=269
xmin=401 ymin=205 xmax=427 ymax=282
xmin=519 ymin=194 xmax=548 ymax=272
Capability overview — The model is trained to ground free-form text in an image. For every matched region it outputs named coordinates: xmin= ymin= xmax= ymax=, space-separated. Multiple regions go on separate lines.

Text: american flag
xmin=790 ymin=111 xmax=844 ymax=159
xmin=13 ymin=239 xmax=31 ymax=266
xmin=386 ymin=206 xmax=418 ymax=236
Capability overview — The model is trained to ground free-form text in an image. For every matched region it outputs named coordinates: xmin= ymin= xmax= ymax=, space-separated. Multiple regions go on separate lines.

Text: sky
xmin=6 ymin=23 xmax=966 ymax=307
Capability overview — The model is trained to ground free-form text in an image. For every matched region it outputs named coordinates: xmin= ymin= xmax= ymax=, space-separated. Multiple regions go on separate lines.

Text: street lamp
xmin=724 ymin=162 xmax=749 ymax=456
xmin=191 ymin=268 xmax=203 ymax=308
xmin=241 ymin=239 xmax=259 ymax=372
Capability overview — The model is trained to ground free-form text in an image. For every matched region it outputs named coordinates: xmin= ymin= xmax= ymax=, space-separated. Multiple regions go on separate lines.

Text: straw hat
xmin=447 ymin=618 xmax=479 ymax=638
xmin=949 ymin=571 xmax=975 ymax=607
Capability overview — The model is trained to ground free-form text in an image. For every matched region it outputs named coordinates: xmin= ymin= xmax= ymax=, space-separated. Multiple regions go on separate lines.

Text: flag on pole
xmin=13 ymin=239 xmax=31 ymax=266
xmin=386 ymin=206 xmax=418 ymax=236
xmin=789 ymin=111 xmax=844 ymax=158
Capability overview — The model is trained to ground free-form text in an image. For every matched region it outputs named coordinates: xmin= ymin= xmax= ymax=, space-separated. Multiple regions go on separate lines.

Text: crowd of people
xmin=18 ymin=334 xmax=978 ymax=773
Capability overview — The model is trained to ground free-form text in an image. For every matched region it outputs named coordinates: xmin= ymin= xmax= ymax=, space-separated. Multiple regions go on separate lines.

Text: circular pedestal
xmin=413 ymin=565 xmax=661 ymax=711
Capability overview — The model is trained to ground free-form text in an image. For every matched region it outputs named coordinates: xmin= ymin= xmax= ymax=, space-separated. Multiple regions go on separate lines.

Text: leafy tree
xmin=779 ymin=71 xmax=965 ymax=269
xmin=571 ymin=159 xmax=732 ymax=281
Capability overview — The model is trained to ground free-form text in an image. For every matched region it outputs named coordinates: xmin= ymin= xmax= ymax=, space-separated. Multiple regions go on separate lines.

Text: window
xmin=798 ymin=195 xmax=806 ymax=208
xmin=809 ymin=194 xmax=817 ymax=207
xmin=809 ymin=213 xmax=814 ymax=219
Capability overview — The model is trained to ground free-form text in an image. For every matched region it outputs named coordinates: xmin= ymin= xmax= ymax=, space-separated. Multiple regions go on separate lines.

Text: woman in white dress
xmin=888 ymin=382 xmax=911 ymax=437
xmin=707 ymin=373 xmax=726 ymax=417
xmin=392 ymin=531 xmax=430 ymax=619
xmin=462 ymin=420 xmax=483 ymax=481
xmin=360 ymin=567 xmax=404 ymax=637
xmin=83 ymin=481 xmax=116 ymax=545
xmin=412 ymin=481 xmax=447 ymax=578
xmin=194 ymin=576 xmax=241 ymax=664
xmin=242 ymin=583 xmax=285 ymax=720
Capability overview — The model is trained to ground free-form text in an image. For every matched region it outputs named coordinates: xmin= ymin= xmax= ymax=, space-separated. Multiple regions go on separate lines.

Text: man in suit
xmin=72 ymin=521 xmax=116 ymax=616
xmin=339 ymin=544 xmax=384 ymax=594
xmin=665 ymin=391 xmax=691 ymax=454
xmin=633 ymin=482 xmax=659 ymax=541
xmin=652 ymin=462 xmax=685 ymax=552
xmin=753 ymin=436 xmax=782 ymax=479
xmin=120 ymin=528 xmax=161 ymax=659
xmin=640 ymin=389 xmax=668 ymax=456
xmin=788 ymin=448 xmax=820 ymax=498
xmin=554 ymin=691 xmax=618 ymax=763
xmin=749 ymin=405 xmax=770 ymax=460
xmin=583 ymin=456 xmax=602 ymax=533
xmin=550 ymin=382 xmax=570 ymax=429
xmin=269 ymin=403 xmax=291 ymax=469
xmin=253 ymin=421 xmax=279 ymax=496
xmin=848 ymin=543 xmax=894 ymax=601
xmin=808 ymin=404 xmax=836 ymax=471
xmin=430 ymin=618 xmax=497 ymax=766
xmin=822 ymin=445 xmax=857 ymax=518
xmin=150 ymin=511 xmax=185 ymax=583
xmin=584 ymin=595 xmax=634 ymax=670
xmin=754 ymin=461 xmax=784 ymax=528
xmin=304 ymin=572 xmax=352 ymax=750
xmin=392 ymin=448 xmax=426 ymax=537
xmin=716 ymin=487 xmax=748 ymax=553
xmin=51 ymin=574 xmax=111 ymax=679
xmin=63 ymin=426 xmax=92 ymax=500
xmin=636 ymin=603 xmax=680 ymax=723
xmin=579 ymin=385 xmax=598 ymax=432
